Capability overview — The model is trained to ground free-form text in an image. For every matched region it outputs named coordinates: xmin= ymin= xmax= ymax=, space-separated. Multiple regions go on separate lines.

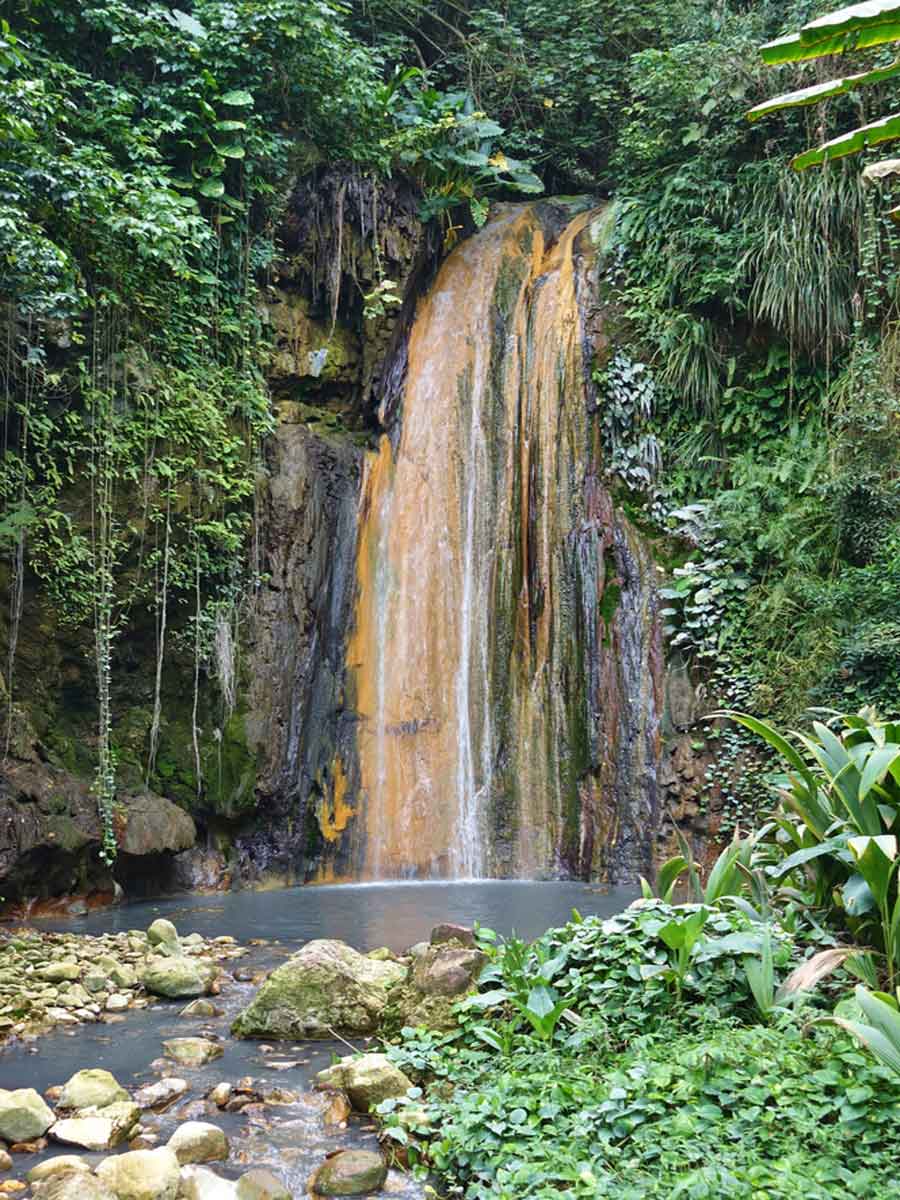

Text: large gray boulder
xmin=231 ymin=939 xmax=406 ymax=1039
xmin=0 ymin=1086 xmax=55 ymax=1141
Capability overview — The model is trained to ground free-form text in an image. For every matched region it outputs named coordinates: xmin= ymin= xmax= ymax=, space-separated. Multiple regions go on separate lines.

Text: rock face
xmin=382 ymin=937 xmax=485 ymax=1031
xmin=315 ymin=1053 xmax=413 ymax=1111
xmin=0 ymin=755 xmax=197 ymax=901
xmin=239 ymin=422 xmax=362 ymax=884
xmin=311 ymin=1149 xmax=387 ymax=1196
xmin=95 ymin=1146 xmax=181 ymax=1200
xmin=0 ymin=1087 xmax=55 ymax=1141
xmin=232 ymin=939 xmax=406 ymax=1039
xmin=51 ymin=1101 xmax=139 ymax=1150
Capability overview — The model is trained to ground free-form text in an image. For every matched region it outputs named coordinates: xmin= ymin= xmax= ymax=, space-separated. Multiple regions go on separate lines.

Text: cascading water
xmin=340 ymin=200 xmax=665 ymax=882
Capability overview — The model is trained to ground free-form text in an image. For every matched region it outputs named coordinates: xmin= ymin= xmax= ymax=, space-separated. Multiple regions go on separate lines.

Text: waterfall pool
xmin=0 ymin=881 xmax=635 ymax=1195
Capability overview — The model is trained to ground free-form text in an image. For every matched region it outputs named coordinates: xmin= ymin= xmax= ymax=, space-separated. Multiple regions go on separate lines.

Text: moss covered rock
xmin=231 ymin=939 xmax=406 ymax=1039
xmin=311 ymin=1149 xmax=387 ymax=1195
xmin=314 ymin=1053 xmax=412 ymax=1111
xmin=143 ymin=956 xmax=214 ymax=999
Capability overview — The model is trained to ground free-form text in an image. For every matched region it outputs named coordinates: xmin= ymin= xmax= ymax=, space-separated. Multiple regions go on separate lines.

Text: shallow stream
xmin=0 ymin=881 xmax=634 ymax=1195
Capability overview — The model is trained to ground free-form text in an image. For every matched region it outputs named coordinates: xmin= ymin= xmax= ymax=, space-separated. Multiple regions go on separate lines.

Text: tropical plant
xmin=725 ymin=708 xmax=900 ymax=986
xmin=828 ymin=984 xmax=900 ymax=1075
xmin=749 ymin=0 xmax=900 ymax=180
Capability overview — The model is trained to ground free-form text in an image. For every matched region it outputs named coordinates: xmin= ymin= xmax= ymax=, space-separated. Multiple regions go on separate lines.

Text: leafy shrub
xmin=384 ymin=1021 xmax=900 ymax=1199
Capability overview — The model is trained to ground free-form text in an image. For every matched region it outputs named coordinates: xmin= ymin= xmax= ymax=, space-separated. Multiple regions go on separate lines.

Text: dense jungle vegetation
xmin=5 ymin=2 xmax=900 ymax=1199
xmin=4 ymin=0 xmax=900 ymax=827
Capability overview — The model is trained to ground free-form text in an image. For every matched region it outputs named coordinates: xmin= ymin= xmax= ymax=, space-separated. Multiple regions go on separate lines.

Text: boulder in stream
xmin=143 ymin=957 xmax=214 ymax=1000
xmin=178 ymin=1165 xmax=236 ymax=1200
xmin=27 ymin=1156 xmax=93 ymax=1184
xmin=31 ymin=1175 xmax=117 ymax=1200
xmin=95 ymin=1146 xmax=181 ymax=1200
xmin=162 ymin=1038 xmax=223 ymax=1068
xmin=168 ymin=1120 xmax=228 ymax=1165
xmin=0 ymin=1088 xmax=55 ymax=1141
xmin=314 ymin=1053 xmax=413 ymax=1111
xmin=311 ymin=1149 xmax=387 ymax=1196
xmin=235 ymin=1170 xmax=291 ymax=1200
xmin=231 ymin=939 xmax=406 ymax=1039
xmin=58 ymin=1069 xmax=129 ymax=1111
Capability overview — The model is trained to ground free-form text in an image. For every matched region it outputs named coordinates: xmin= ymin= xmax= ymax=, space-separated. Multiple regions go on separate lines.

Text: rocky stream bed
xmin=0 ymin=882 xmax=634 ymax=1199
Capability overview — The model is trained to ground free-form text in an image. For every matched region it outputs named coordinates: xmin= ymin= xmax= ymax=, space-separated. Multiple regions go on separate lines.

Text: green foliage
xmin=727 ymin=708 xmax=900 ymax=988
xmin=380 ymin=899 xmax=900 ymax=1200
xmin=831 ymin=984 xmax=900 ymax=1075
xmin=751 ymin=0 xmax=900 ymax=176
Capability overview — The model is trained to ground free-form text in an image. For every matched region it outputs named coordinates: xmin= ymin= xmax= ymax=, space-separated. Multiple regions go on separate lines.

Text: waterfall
xmin=343 ymin=201 xmax=664 ymax=881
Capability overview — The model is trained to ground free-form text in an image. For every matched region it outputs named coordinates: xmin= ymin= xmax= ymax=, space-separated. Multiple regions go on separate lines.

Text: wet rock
xmin=235 ymin=1169 xmax=291 ymax=1200
xmin=179 ymin=1000 xmax=218 ymax=1019
xmin=38 ymin=963 xmax=80 ymax=983
xmin=231 ymin=940 xmax=406 ymax=1039
xmin=311 ymin=1149 xmax=387 ymax=1196
xmin=59 ymin=1069 xmax=129 ymax=1111
xmin=315 ymin=1054 xmax=412 ymax=1112
xmin=119 ymin=797 xmax=195 ymax=859
xmin=365 ymin=948 xmax=392 ymax=962
xmin=148 ymin=921 xmax=180 ymax=951
xmin=0 ymin=1088 xmax=55 ymax=1141
xmin=144 ymin=959 xmax=212 ymax=1000
xmin=429 ymin=923 xmax=476 ymax=948
xmin=31 ymin=1177 xmax=116 ymax=1200
xmin=162 ymin=1039 xmax=223 ymax=1068
xmin=0 ymin=1149 xmax=9 ymax=1170
xmin=50 ymin=1100 xmax=139 ymax=1151
xmin=206 ymin=1084 xmax=231 ymax=1109
xmin=135 ymin=1079 xmax=189 ymax=1111
xmin=95 ymin=1146 xmax=180 ymax=1200
xmin=168 ymin=1121 xmax=228 ymax=1165
xmin=413 ymin=946 xmax=485 ymax=997
xmin=178 ymin=1164 xmax=237 ymax=1200
xmin=27 ymin=1156 xmax=92 ymax=1183
xmin=97 ymin=958 xmax=137 ymax=990
xmin=9 ymin=1135 xmax=47 ymax=1152
xmin=106 ymin=993 xmax=131 ymax=1011
xmin=322 ymin=1091 xmax=351 ymax=1126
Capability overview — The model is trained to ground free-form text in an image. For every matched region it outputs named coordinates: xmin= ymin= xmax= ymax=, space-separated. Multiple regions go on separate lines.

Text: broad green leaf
xmin=221 ymin=89 xmax=254 ymax=107
xmin=198 ymin=178 xmax=225 ymax=198
xmin=831 ymin=1016 xmax=900 ymax=1075
xmin=794 ymin=112 xmax=900 ymax=170
xmin=218 ymin=144 xmax=245 ymax=159
xmin=657 ymin=855 xmax=689 ymax=901
xmin=704 ymin=839 xmax=743 ymax=901
xmin=748 ymin=60 xmax=900 ymax=121
xmin=860 ymin=745 xmax=900 ymax=801
xmin=842 ymin=871 xmax=876 ymax=915
xmin=762 ymin=1 xmax=900 ymax=63
xmin=848 ymin=835 xmax=898 ymax=908
xmin=215 ymin=120 xmax=247 ymax=132
xmin=769 ymin=836 xmax=847 ymax=879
